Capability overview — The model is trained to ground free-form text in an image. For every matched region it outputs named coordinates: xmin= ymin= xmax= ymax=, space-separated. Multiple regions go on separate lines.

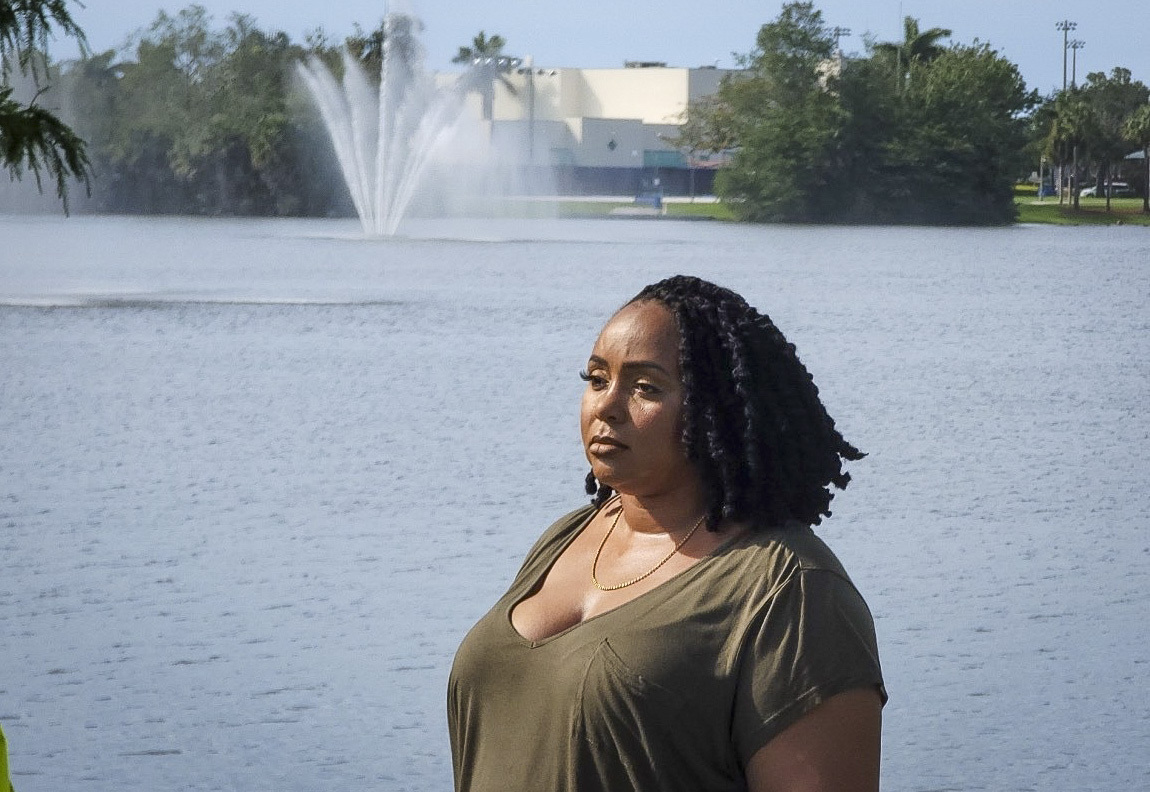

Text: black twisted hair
xmin=584 ymin=275 xmax=863 ymax=531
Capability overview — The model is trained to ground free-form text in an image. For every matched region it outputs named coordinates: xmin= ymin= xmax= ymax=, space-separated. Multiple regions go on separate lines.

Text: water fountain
xmin=296 ymin=13 xmax=472 ymax=237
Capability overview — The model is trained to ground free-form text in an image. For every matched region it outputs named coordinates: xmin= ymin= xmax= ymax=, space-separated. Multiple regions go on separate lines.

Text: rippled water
xmin=2 ymin=215 xmax=1148 ymax=791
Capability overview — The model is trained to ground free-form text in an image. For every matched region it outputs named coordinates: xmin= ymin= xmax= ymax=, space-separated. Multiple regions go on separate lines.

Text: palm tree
xmin=0 ymin=0 xmax=91 ymax=211
xmin=874 ymin=16 xmax=952 ymax=90
xmin=1048 ymin=90 xmax=1098 ymax=209
xmin=452 ymin=30 xmax=506 ymax=66
xmin=1123 ymin=104 xmax=1150 ymax=213
xmin=452 ymin=30 xmax=518 ymax=120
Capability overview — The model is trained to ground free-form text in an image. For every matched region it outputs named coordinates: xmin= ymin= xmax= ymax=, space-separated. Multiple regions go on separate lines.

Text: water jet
xmin=297 ymin=14 xmax=471 ymax=237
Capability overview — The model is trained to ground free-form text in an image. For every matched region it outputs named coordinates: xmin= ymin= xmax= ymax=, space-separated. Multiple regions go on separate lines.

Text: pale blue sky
xmin=54 ymin=0 xmax=1148 ymax=98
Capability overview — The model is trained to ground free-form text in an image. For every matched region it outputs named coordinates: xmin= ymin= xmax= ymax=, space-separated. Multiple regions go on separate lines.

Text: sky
xmin=51 ymin=0 xmax=1149 ymax=98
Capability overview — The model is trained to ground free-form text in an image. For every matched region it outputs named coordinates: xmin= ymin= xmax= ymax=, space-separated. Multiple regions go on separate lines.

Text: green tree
xmin=0 ymin=0 xmax=90 ymax=210
xmin=1122 ymin=103 xmax=1150 ymax=212
xmin=345 ymin=20 xmax=385 ymax=75
xmin=873 ymin=16 xmax=952 ymax=91
xmin=452 ymin=30 xmax=505 ymax=67
xmin=690 ymin=3 xmax=1031 ymax=224
xmin=705 ymin=2 xmax=844 ymax=222
xmin=66 ymin=4 xmax=327 ymax=215
xmin=452 ymin=30 xmax=517 ymax=120
xmin=1078 ymin=68 xmax=1148 ymax=210
xmin=1043 ymin=89 xmax=1098 ymax=208
xmin=892 ymin=43 xmax=1034 ymax=222
xmin=874 ymin=16 xmax=952 ymax=65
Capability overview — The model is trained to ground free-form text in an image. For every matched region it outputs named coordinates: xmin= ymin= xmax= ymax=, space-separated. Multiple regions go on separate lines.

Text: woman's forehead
xmin=591 ymin=301 xmax=679 ymax=365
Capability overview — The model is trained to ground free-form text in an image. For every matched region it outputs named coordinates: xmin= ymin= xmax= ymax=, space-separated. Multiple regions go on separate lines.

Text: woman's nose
xmin=594 ymin=382 xmax=626 ymax=424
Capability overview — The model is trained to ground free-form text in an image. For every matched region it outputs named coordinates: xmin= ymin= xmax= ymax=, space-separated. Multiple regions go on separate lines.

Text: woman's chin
xmin=588 ymin=462 xmax=626 ymax=492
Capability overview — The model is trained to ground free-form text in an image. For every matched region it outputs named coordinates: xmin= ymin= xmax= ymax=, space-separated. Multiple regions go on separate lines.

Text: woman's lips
xmin=588 ymin=436 xmax=627 ymax=455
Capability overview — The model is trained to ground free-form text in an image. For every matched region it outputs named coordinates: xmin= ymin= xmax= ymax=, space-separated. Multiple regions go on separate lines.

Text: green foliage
xmin=451 ymin=31 xmax=506 ymax=65
xmin=57 ymin=4 xmax=353 ymax=215
xmin=1081 ymin=69 xmax=1148 ymax=209
xmin=696 ymin=2 xmax=1033 ymax=224
xmin=885 ymin=43 xmax=1035 ymax=223
xmin=345 ymin=20 xmax=385 ymax=75
xmin=1037 ymin=68 xmax=1149 ymax=212
xmin=0 ymin=0 xmax=86 ymax=79
xmin=0 ymin=0 xmax=90 ymax=211
xmin=452 ymin=30 xmax=516 ymax=121
xmin=1 ymin=721 xmax=13 ymax=792
xmin=1125 ymin=104 xmax=1150 ymax=148
xmin=872 ymin=15 xmax=952 ymax=85
xmin=1123 ymin=104 xmax=1150 ymax=211
xmin=0 ymin=82 xmax=88 ymax=209
xmin=707 ymin=2 xmax=844 ymax=222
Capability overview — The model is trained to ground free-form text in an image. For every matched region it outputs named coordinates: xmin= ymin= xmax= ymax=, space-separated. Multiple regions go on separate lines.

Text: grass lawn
xmin=555 ymin=196 xmax=1150 ymax=226
xmin=1015 ymin=196 xmax=1150 ymax=226
xmin=549 ymin=200 xmax=736 ymax=221
xmin=496 ymin=195 xmax=1148 ymax=226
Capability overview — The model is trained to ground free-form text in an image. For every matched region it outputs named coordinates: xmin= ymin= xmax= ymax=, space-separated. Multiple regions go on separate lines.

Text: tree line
xmin=1041 ymin=69 xmax=1150 ymax=213
xmin=3 ymin=1 xmax=1149 ymax=222
xmin=2 ymin=3 xmax=405 ymax=216
xmin=679 ymin=2 xmax=1149 ymax=224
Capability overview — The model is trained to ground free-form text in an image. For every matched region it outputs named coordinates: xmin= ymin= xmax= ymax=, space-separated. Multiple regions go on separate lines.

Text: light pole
xmin=1068 ymin=39 xmax=1086 ymax=204
xmin=1056 ymin=20 xmax=1076 ymax=91
xmin=517 ymin=58 xmax=536 ymax=165
xmin=1055 ymin=20 xmax=1077 ymax=203
xmin=832 ymin=26 xmax=851 ymax=71
xmin=1069 ymin=39 xmax=1085 ymax=87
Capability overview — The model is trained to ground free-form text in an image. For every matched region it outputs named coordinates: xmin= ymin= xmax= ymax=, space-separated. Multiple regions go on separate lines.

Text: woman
xmin=449 ymin=276 xmax=885 ymax=792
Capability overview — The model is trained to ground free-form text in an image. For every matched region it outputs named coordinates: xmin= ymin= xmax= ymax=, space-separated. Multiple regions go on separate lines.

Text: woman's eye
xmin=635 ymin=381 xmax=660 ymax=396
xmin=579 ymin=370 xmax=608 ymax=389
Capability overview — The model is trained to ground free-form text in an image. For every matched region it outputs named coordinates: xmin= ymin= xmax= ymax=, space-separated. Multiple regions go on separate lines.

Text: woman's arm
xmin=746 ymin=688 xmax=883 ymax=792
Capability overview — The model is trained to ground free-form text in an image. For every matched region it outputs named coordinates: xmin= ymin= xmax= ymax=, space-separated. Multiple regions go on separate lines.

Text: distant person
xmin=448 ymin=275 xmax=885 ymax=792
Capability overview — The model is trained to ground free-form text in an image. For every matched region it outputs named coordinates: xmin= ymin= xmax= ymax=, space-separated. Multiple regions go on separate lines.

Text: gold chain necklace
xmin=591 ymin=502 xmax=707 ymax=591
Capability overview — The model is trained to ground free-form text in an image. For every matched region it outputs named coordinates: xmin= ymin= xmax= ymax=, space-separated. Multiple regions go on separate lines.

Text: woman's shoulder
xmin=719 ymin=521 xmax=861 ymax=597
xmin=513 ymin=503 xmax=597 ymax=577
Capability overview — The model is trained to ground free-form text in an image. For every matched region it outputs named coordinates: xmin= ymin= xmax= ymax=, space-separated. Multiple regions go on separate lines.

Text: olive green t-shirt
xmin=448 ymin=505 xmax=885 ymax=792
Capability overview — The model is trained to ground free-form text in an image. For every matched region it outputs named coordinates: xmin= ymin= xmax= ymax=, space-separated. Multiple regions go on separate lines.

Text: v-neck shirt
xmin=448 ymin=504 xmax=885 ymax=792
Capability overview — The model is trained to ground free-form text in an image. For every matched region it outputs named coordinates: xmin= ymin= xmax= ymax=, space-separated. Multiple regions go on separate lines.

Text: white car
xmin=1080 ymin=182 xmax=1133 ymax=198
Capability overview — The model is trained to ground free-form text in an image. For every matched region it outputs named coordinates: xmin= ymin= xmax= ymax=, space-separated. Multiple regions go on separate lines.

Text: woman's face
xmin=580 ymin=300 xmax=698 ymax=498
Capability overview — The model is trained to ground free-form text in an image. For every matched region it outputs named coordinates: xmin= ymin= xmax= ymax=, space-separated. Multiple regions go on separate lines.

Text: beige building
xmin=449 ymin=62 xmax=737 ymax=193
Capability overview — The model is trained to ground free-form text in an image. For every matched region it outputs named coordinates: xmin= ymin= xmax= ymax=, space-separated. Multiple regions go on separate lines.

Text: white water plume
xmin=296 ymin=14 xmax=467 ymax=236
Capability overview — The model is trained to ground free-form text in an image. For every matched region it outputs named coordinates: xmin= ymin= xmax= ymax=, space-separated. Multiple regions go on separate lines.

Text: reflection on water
xmin=2 ymin=215 xmax=1148 ymax=791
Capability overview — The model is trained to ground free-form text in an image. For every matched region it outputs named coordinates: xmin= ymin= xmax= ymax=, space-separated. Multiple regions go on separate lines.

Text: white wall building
xmin=446 ymin=62 xmax=737 ymax=193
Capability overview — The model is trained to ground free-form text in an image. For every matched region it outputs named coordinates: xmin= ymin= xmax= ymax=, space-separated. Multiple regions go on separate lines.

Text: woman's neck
xmin=615 ymin=484 xmax=707 ymax=537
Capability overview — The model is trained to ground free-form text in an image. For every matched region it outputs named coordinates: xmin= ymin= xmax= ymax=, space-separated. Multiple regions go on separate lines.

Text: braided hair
xmin=585 ymin=275 xmax=863 ymax=531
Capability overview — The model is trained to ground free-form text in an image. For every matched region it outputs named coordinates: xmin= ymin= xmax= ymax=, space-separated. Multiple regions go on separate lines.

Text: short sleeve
xmin=732 ymin=568 xmax=886 ymax=764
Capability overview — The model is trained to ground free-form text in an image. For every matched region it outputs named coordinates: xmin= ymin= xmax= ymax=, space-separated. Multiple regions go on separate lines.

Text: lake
xmin=2 ymin=214 xmax=1148 ymax=791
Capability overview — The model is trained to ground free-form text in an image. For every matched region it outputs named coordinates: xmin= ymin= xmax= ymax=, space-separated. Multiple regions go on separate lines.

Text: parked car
xmin=1080 ymin=182 xmax=1134 ymax=198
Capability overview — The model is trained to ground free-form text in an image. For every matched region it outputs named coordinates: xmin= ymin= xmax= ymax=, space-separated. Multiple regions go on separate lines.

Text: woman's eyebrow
xmin=587 ymin=354 xmax=671 ymax=375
